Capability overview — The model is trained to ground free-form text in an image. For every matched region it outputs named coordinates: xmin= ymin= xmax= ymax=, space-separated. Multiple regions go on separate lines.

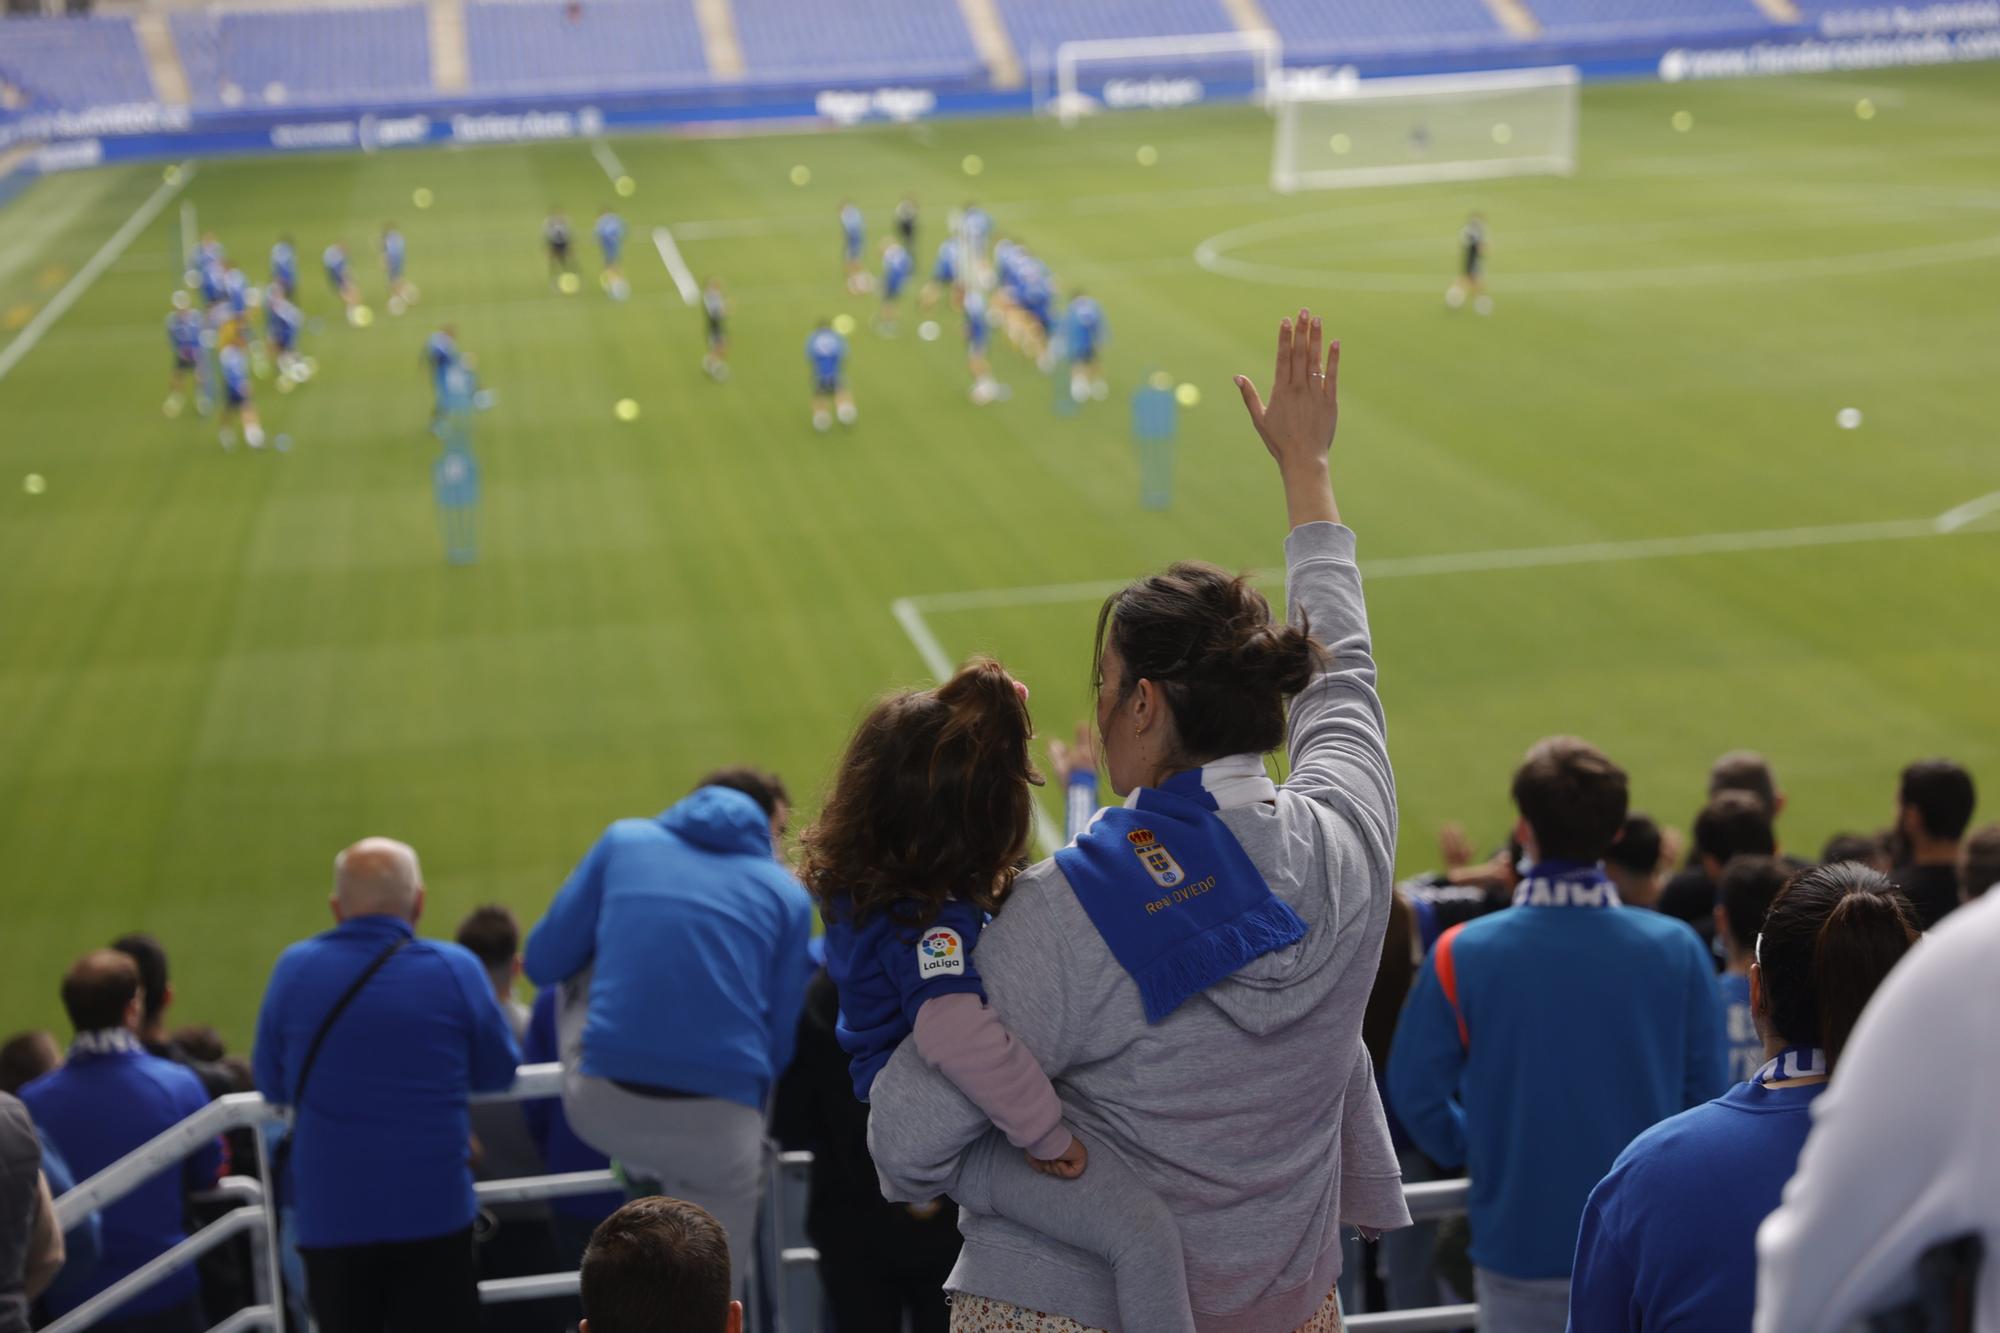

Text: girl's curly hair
xmin=802 ymin=658 xmax=1041 ymax=930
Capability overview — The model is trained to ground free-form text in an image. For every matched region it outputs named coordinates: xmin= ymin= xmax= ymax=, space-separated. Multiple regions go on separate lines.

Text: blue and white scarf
xmin=1054 ymin=754 xmax=1306 ymax=1024
xmin=1512 ymin=861 xmax=1623 ymax=909
xmin=1754 ymin=1044 xmax=1828 ymax=1084
xmin=69 ymin=1028 xmax=141 ymax=1059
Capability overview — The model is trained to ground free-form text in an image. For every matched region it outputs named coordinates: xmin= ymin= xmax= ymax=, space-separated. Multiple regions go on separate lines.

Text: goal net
xmin=1047 ymin=31 xmax=1283 ymax=128
xmin=1270 ymin=66 xmax=1579 ymax=192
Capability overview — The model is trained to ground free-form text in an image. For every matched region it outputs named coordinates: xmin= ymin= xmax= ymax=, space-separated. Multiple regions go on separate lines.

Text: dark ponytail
xmin=1093 ymin=562 xmax=1324 ymax=762
xmin=1757 ymin=862 xmax=1918 ymax=1073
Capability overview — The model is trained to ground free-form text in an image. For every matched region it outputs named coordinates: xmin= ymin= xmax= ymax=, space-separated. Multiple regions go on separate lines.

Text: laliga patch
xmin=918 ymin=927 xmax=965 ymax=977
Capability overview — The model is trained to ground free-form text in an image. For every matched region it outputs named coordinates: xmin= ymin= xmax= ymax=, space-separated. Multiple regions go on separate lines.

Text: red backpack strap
xmin=1433 ymin=923 xmax=1470 ymax=1047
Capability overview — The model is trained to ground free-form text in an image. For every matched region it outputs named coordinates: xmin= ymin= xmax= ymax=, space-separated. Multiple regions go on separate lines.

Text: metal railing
xmin=44 ymin=1061 xmax=1478 ymax=1331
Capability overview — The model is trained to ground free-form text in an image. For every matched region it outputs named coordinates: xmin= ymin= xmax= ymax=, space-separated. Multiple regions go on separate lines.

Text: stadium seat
xmin=994 ymin=0 xmax=1238 ymax=72
xmin=170 ymin=6 xmax=432 ymax=109
xmin=0 ymin=16 xmax=156 ymax=115
xmin=1527 ymin=0 xmax=1778 ymax=39
xmin=731 ymin=0 xmax=983 ymax=83
xmin=1257 ymin=0 xmax=1507 ymax=60
xmin=464 ymin=0 xmax=710 ymax=95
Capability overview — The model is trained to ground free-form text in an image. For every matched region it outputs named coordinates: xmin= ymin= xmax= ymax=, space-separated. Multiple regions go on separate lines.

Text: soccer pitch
xmin=1 ymin=66 xmax=1996 ymax=1043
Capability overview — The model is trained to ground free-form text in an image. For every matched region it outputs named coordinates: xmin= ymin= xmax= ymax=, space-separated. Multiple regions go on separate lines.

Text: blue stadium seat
xmin=1258 ymin=0 xmax=1506 ymax=59
xmin=170 ymin=7 xmax=432 ymax=109
xmin=464 ymin=0 xmax=710 ymax=95
xmin=1528 ymin=0 xmax=1777 ymax=39
xmin=732 ymin=0 xmax=982 ymax=82
xmin=0 ymin=16 xmax=156 ymax=114
xmin=995 ymin=0 xmax=1238 ymax=69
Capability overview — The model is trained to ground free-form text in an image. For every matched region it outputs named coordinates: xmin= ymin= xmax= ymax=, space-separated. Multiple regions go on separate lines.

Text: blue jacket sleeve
xmin=449 ymin=946 xmax=524 ymax=1094
xmin=1386 ymin=954 xmax=1470 ymax=1170
xmin=1568 ymin=1169 xmax=1641 ymax=1332
xmin=525 ymin=829 xmax=613 ymax=986
xmin=1682 ymin=936 xmax=1728 ymax=1107
xmin=763 ymin=881 xmax=814 ymax=1081
xmin=252 ymin=951 xmax=293 ymax=1106
xmin=36 ymin=1143 xmax=102 ymax=1310
xmin=886 ymin=902 xmax=988 ymax=1026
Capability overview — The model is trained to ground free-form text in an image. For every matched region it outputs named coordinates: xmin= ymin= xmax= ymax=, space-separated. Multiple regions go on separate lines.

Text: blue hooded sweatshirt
xmin=524 ymin=786 xmax=815 ymax=1110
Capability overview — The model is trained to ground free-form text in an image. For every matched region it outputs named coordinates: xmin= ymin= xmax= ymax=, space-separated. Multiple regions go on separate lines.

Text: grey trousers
xmin=956 ymin=1128 xmax=1196 ymax=1333
xmin=1473 ymin=1267 xmax=1571 ymax=1333
xmin=555 ymin=972 xmax=768 ymax=1296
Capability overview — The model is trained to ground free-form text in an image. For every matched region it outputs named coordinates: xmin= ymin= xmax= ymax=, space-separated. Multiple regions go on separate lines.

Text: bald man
xmin=254 ymin=837 xmax=520 ymax=1333
xmin=19 ymin=952 xmax=223 ymax=1332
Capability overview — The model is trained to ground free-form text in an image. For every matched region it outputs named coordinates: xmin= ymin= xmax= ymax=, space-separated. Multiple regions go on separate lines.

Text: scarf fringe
xmin=1133 ymin=895 xmax=1308 ymax=1025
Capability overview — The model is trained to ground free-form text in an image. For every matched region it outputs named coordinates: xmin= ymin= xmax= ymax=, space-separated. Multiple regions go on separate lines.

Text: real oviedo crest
xmin=1127 ymin=828 xmax=1186 ymax=889
xmin=917 ymin=927 xmax=965 ymax=977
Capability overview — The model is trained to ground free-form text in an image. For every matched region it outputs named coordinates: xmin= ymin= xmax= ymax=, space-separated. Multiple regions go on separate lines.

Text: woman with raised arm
xmin=865 ymin=309 xmax=1408 ymax=1332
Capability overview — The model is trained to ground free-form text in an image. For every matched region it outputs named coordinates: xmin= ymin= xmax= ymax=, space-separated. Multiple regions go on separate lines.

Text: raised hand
xmin=1234 ymin=308 xmax=1342 ymax=528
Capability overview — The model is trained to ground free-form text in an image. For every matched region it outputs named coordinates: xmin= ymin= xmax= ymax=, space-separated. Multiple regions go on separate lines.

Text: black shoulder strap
xmin=291 ymin=936 xmax=408 ymax=1109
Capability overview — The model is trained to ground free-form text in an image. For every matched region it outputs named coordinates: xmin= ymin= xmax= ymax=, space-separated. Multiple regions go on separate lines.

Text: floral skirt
xmin=948 ymin=1285 xmax=1342 ymax=1333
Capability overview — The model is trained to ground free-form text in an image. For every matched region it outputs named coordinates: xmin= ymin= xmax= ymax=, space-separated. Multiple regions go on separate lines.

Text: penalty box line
xmin=892 ymin=494 xmax=2000 ymax=849
xmin=0 ymin=161 xmax=197 ymax=385
xmin=582 ymin=138 xmax=699 ymax=307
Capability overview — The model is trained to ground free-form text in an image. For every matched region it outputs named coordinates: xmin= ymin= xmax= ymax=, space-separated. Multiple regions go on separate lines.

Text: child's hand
xmin=1029 ymin=1135 xmax=1088 ymax=1180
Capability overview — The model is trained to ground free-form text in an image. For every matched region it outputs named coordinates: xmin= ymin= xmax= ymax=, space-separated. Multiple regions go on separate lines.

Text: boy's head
xmin=580 ymin=1197 xmax=740 ymax=1333
xmin=1695 ymin=790 xmax=1776 ymax=878
xmin=1510 ymin=736 xmax=1629 ymax=863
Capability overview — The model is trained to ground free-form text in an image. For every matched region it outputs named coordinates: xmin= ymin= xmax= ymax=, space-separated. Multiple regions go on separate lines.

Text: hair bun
xmin=1228 ymin=622 xmax=1320 ymax=697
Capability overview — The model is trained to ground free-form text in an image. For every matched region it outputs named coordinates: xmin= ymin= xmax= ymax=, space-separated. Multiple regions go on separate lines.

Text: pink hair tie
xmin=1012 ymin=679 xmax=1030 ymax=702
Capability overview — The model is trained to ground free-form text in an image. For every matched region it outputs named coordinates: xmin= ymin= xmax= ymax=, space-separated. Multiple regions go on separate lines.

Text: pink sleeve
xmin=912 ymin=992 xmax=1073 ymax=1160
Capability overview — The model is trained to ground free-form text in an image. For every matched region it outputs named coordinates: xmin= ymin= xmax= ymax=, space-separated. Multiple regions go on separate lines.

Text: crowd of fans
xmin=0 ymin=310 xmax=1994 ymax=1333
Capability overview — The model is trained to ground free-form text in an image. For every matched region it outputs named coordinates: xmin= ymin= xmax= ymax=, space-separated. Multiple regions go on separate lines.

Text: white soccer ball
xmin=1836 ymin=407 xmax=1862 ymax=430
xmin=917 ymin=321 xmax=940 ymax=342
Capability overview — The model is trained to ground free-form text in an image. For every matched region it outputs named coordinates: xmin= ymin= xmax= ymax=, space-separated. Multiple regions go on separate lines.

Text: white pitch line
xmin=590 ymin=139 xmax=627 ymax=184
xmin=891 ymin=595 xmax=1065 ymax=856
xmin=651 ymin=227 xmax=701 ymax=306
xmin=1936 ymin=490 xmax=2000 ymax=533
xmin=890 ymin=496 xmax=2000 ymax=853
xmin=899 ymin=501 xmax=2000 ymax=616
xmin=0 ymin=161 xmax=195 ymax=385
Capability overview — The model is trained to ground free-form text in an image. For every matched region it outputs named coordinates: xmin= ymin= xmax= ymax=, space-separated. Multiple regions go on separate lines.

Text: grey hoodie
xmin=868 ymin=521 xmax=1408 ymax=1332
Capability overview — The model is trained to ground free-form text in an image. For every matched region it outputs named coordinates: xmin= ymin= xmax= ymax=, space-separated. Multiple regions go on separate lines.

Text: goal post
xmin=1049 ymin=31 xmax=1283 ymax=128
xmin=1270 ymin=66 xmax=1580 ymax=193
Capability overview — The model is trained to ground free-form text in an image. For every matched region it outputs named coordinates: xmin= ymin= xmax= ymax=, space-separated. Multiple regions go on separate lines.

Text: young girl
xmin=804 ymin=659 xmax=1195 ymax=1333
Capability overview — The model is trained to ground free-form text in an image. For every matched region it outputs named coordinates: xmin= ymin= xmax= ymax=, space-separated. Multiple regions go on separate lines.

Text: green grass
xmin=2 ymin=66 xmax=1997 ymax=1046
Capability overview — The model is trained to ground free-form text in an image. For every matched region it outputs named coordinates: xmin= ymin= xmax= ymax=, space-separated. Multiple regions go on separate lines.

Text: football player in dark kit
xmin=1446 ymin=211 xmax=1492 ymax=315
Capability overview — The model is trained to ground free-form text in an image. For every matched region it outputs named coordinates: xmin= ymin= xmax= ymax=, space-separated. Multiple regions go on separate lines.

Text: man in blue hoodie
xmin=525 ymin=767 xmax=813 ymax=1294
xmin=1388 ymin=737 xmax=1724 ymax=1333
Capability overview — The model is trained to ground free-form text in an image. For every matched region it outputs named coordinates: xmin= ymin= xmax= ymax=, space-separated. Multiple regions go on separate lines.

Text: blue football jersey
xmin=807 ymin=328 xmax=846 ymax=377
xmin=596 ymin=214 xmax=624 ymax=253
xmin=270 ymin=242 xmax=296 ymax=288
xmin=220 ymin=345 xmax=250 ymax=396
xmin=426 ymin=331 xmax=459 ymax=385
xmin=323 ymin=245 xmax=347 ymax=280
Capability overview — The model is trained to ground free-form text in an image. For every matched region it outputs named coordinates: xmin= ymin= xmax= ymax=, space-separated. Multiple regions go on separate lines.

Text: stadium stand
xmin=1527 ymin=0 xmax=1780 ymax=40
xmin=0 ymin=16 xmax=157 ymax=115
xmin=170 ymin=5 xmax=432 ymax=109
xmin=995 ymin=0 xmax=1238 ymax=67
xmin=731 ymin=0 xmax=984 ymax=83
xmin=1257 ymin=0 xmax=1507 ymax=58
xmin=464 ymin=0 xmax=712 ymax=96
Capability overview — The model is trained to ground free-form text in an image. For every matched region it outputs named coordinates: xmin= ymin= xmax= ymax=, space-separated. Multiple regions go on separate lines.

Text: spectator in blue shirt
xmin=1714 ymin=855 xmax=1789 ymax=1086
xmin=525 ymin=767 xmax=813 ymax=1297
xmin=253 ymin=837 xmax=520 ymax=1333
xmin=1570 ymin=862 xmax=1919 ymax=1331
xmin=20 ymin=951 xmax=222 ymax=1333
xmin=1387 ymin=737 xmax=1726 ymax=1333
